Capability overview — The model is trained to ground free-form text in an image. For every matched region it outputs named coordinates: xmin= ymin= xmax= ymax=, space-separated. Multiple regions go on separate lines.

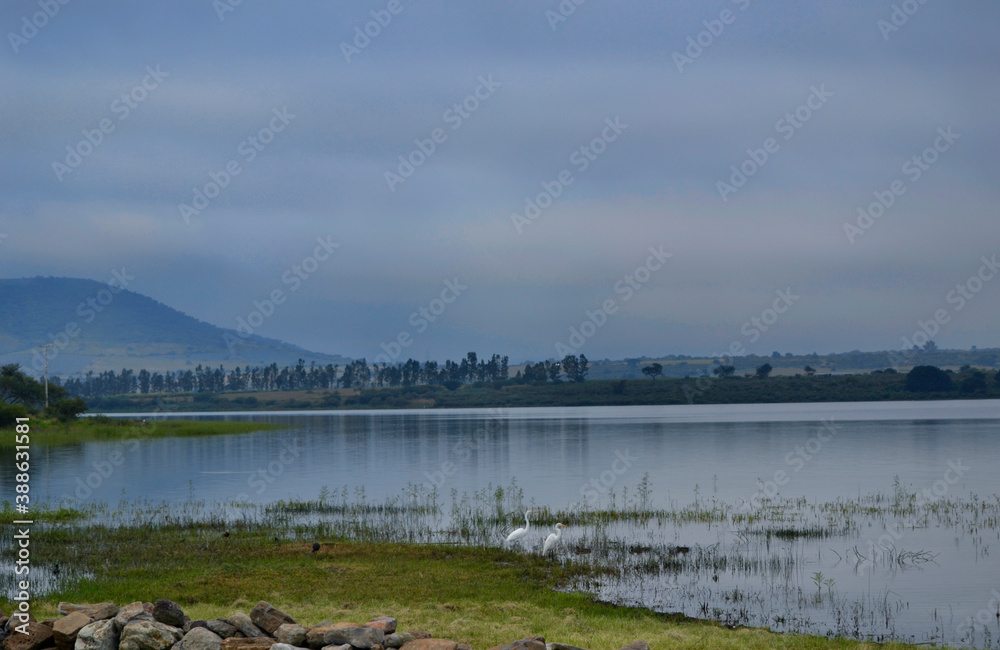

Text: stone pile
xmin=0 ymin=602 xmax=648 ymax=650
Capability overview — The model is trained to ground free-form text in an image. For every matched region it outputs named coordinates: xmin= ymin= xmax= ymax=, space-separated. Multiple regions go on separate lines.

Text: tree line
xmin=59 ymin=353 xmax=590 ymax=398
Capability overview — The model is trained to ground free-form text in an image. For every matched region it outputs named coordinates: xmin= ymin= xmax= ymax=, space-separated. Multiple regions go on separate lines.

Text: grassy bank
xmin=82 ymin=371 xmax=1000 ymax=412
xmin=0 ymin=416 xmax=282 ymax=448
xmin=0 ymin=517 xmax=920 ymax=650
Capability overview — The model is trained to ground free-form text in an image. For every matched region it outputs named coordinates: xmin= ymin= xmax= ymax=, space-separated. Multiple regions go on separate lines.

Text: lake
xmin=12 ymin=399 xmax=1000 ymax=647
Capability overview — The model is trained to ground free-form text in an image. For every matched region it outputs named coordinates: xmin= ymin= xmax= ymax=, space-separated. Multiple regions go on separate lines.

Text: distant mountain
xmin=0 ymin=277 xmax=349 ymax=376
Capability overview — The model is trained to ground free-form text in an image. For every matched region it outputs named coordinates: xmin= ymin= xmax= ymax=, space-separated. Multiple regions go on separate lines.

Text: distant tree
xmin=959 ymin=364 xmax=972 ymax=373
xmin=577 ymin=354 xmax=589 ymax=381
xmin=546 ymin=360 xmax=562 ymax=383
xmin=803 ymin=365 xmax=816 ymax=376
xmin=905 ymin=365 xmax=953 ymax=392
xmin=996 ymin=371 xmax=1000 ymax=386
xmin=771 ymin=351 xmax=781 ymax=358
xmin=755 ymin=363 xmax=773 ymax=378
xmin=48 ymin=397 xmax=88 ymax=422
xmin=960 ymin=371 xmax=988 ymax=394
xmin=642 ymin=363 xmax=663 ymax=380
xmin=923 ymin=340 xmax=938 ymax=352
xmin=713 ymin=365 xmax=735 ymax=377
xmin=561 ymin=355 xmax=579 ymax=382
xmin=883 ymin=368 xmax=898 ymax=374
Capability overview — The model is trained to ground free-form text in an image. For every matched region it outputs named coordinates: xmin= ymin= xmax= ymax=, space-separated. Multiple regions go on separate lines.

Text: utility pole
xmin=43 ymin=344 xmax=52 ymax=409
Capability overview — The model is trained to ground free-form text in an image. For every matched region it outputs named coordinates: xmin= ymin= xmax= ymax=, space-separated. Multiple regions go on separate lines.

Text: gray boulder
xmin=317 ymin=627 xmax=384 ymax=650
xmin=176 ymin=627 xmax=223 ymax=650
xmin=273 ymin=624 xmax=307 ymax=647
xmin=225 ymin=613 xmax=265 ymax=639
xmin=248 ymin=603 xmax=295 ymax=635
xmin=151 ymin=600 xmax=185 ymax=628
xmin=206 ymin=620 xmax=239 ymax=639
xmin=59 ymin=605 xmax=118 ymax=621
xmin=74 ymin=619 xmax=119 ymax=650
xmin=118 ymin=620 xmax=183 ymax=650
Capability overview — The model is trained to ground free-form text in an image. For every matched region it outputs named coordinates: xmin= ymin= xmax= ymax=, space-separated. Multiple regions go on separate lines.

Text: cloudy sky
xmin=2 ymin=1 xmax=998 ymax=363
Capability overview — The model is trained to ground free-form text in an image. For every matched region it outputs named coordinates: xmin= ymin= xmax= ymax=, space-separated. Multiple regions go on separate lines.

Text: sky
xmin=2 ymin=1 xmax=998 ymax=364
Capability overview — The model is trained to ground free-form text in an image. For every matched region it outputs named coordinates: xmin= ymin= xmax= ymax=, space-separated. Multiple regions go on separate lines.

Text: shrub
xmin=905 ymin=365 xmax=953 ymax=392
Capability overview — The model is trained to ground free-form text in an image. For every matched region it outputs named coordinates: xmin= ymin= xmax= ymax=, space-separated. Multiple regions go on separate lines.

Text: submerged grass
xmin=0 ymin=416 xmax=283 ymax=448
xmin=1 ymin=517 xmax=924 ymax=650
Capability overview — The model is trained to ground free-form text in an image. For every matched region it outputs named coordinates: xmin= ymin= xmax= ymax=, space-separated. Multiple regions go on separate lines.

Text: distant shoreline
xmin=81 ymin=372 xmax=1000 ymax=413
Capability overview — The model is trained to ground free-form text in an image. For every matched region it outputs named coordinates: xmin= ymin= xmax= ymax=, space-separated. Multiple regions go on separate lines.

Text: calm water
xmin=9 ymin=400 xmax=1000 ymax=646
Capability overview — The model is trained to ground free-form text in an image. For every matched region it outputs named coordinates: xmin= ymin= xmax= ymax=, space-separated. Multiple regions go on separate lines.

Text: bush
xmin=905 ymin=365 xmax=953 ymax=392
xmin=47 ymin=397 xmax=88 ymax=422
xmin=0 ymin=403 xmax=30 ymax=428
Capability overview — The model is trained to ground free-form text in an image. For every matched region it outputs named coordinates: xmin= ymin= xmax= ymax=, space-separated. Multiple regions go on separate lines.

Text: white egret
xmin=542 ymin=523 xmax=567 ymax=555
xmin=505 ymin=509 xmax=537 ymax=544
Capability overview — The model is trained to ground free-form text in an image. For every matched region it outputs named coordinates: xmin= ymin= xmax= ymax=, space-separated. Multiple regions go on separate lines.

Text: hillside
xmin=0 ymin=277 xmax=349 ymax=376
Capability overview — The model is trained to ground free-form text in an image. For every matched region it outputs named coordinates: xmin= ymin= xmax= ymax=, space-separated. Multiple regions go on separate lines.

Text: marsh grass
xmin=2 ymin=479 xmax=997 ymax=648
xmin=0 ymin=417 xmax=283 ymax=448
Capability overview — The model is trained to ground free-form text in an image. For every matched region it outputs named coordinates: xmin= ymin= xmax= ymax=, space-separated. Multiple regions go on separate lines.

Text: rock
xmin=320 ymin=645 xmax=351 ymax=650
xmin=175 ymin=627 xmax=223 ymax=650
xmin=488 ymin=638 xmax=545 ymax=650
xmin=273 ymin=624 xmax=307 ymax=647
xmin=2 ymin=621 xmax=53 ymax=650
xmin=616 ymin=643 xmax=648 ymax=650
xmin=41 ymin=622 xmax=57 ymax=629
xmin=184 ymin=621 xmax=209 ymax=634
xmin=206 ymin=621 xmax=239 ymax=639
xmin=399 ymin=640 xmax=457 ymax=650
xmin=52 ymin=612 xmax=92 ymax=650
xmin=363 ymin=619 xmax=396 ymax=635
xmin=273 ymin=644 xmax=308 ymax=650
xmin=225 ymin=614 xmax=265 ymax=640
xmin=248 ymin=603 xmax=295 ymax=636
xmin=219 ymin=639 xmax=274 ymax=650
xmin=547 ymin=645 xmax=590 ymax=650
xmin=151 ymin=601 xmax=185 ymax=628
xmin=455 ymin=645 xmax=471 ymax=650
xmin=316 ymin=627 xmax=384 ymax=650
xmin=383 ymin=633 xmax=414 ymax=649
xmin=404 ymin=633 xmax=431 ymax=641
xmin=74 ymin=620 xmax=119 ymax=650
xmin=330 ymin=624 xmax=360 ymax=631
xmin=58 ymin=606 xmax=117 ymax=622
xmin=119 ymin=621 xmax=183 ymax=650
xmin=113 ymin=604 xmax=147 ymax=631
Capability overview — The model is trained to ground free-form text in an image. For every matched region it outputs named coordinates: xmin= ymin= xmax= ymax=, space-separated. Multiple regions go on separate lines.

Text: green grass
xmin=0 ymin=416 xmax=282 ymax=448
xmin=0 ymin=522 xmax=922 ymax=650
